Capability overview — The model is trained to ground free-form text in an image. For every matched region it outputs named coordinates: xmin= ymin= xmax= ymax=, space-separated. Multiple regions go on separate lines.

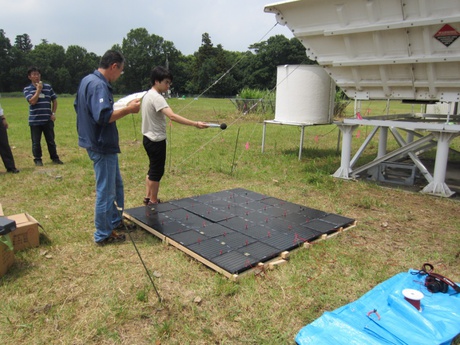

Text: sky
xmin=0 ymin=0 xmax=293 ymax=56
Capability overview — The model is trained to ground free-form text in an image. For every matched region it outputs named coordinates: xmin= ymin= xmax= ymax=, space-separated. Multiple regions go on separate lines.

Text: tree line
xmin=0 ymin=28 xmax=314 ymax=96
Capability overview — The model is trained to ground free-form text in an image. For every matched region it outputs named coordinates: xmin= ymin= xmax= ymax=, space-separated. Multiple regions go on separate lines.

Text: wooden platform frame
xmin=123 ymin=211 xmax=357 ymax=281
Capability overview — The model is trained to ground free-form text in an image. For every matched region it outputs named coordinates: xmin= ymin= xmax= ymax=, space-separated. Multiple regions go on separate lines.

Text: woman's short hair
xmin=150 ymin=66 xmax=173 ymax=85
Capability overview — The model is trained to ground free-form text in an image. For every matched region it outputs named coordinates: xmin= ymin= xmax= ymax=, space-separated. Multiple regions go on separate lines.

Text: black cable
xmin=116 ymin=203 xmax=162 ymax=303
xmin=125 ymin=227 xmax=163 ymax=303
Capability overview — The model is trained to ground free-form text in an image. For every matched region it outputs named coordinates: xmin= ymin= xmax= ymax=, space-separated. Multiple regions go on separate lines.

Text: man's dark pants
xmin=30 ymin=121 xmax=59 ymax=162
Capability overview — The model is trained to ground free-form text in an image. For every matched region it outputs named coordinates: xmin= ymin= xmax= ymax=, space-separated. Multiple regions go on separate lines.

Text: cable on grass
xmin=116 ymin=203 xmax=162 ymax=304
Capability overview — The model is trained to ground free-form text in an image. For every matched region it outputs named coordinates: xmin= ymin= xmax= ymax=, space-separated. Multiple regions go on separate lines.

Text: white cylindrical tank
xmin=275 ymin=65 xmax=335 ymax=124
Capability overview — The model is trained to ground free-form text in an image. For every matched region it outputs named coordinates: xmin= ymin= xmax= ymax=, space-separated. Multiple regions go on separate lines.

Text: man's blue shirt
xmin=74 ymin=70 xmax=120 ymax=154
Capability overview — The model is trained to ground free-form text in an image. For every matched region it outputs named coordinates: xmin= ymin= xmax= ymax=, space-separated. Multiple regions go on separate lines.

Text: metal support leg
xmin=299 ymin=126 xmax=305 ymax=160
xmin=378 ymin=127 xmax=388 ymax=158
xmin=261 ymin=122 xmax=267 ymax=153
xmin=333 ymin=124 xmax=358 ymax=179
xmin=421 ymin=131 xmax=460 ymax=197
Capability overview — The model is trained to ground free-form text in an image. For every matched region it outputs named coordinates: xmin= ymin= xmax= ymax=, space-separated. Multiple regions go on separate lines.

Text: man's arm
xmin=27 ymin=82 xmax=43 ymax=105
xmin=1 ymin=116 xmax=8 ymax=129
xmin=52 ymin=99 xmax=57 ymax=114
xmin=162 ymin=107 xmax=208 ymax=128
xmin=109 ymin=99 xmax=141 ymax=123
xmin=51 ymin=99 xmax=58 ymax=121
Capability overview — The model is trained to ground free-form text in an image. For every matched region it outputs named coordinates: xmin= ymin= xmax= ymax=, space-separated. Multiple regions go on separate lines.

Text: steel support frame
xmin=333 ymin=119 xmax=460 ymax=197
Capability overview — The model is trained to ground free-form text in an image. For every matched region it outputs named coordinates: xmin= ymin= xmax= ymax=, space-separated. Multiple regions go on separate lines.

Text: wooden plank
xmin=321 ymin=221 xmax=357 ymax=240
xmin=280 ymin=251 xmax=290 ymax=260
xmin=304 ymin=221 xmax=358 ymax=248
xmin=268 ymin=259 xmax=288 ymax=270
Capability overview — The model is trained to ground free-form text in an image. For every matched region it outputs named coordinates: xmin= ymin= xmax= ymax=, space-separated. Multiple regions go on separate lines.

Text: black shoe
xmin=7 ymin=168 xmax=20 ymax=174
xmin=95 ymin=231 xmax=126 ymax=246
xmin=52 ymin=159 xmax=64 ymax=165
xmin=34 ymin=160 xmax=43 ymax=166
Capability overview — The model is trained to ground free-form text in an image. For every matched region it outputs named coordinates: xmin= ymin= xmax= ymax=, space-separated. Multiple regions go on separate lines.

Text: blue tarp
xmin=295 ymin=270 xmax=460 ymax=345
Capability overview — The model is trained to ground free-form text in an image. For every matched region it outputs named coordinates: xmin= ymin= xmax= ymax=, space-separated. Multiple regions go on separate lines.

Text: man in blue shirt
xmin=74 ymin=50 xmax=141 ymax=246
xmin=23 ymin=67 xmax=63 ymax=166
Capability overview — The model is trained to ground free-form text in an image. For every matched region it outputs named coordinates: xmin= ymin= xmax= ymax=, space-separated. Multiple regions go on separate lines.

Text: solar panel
xmin=125 ymin=189 xmax=355 ymax=276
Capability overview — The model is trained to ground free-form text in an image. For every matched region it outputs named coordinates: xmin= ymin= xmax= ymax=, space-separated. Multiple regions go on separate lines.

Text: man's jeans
xmin=87 ymin=149 xmax=124 ymax=242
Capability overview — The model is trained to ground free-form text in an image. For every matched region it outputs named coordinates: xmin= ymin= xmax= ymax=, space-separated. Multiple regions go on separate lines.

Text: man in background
xmin=0 ymin=106 xmax=20 ymax=173
xmin=23 ymin=67 xmax=63 ymax=166
xmin=74 ymin=50 xmax=141 ymax=246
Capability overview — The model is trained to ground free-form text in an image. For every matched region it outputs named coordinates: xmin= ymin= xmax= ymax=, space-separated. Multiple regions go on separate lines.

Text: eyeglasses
xmin=114 ymin=63 xmax=124 ymax=75
xmin=162 ymin=80 xmax=172 ymax=86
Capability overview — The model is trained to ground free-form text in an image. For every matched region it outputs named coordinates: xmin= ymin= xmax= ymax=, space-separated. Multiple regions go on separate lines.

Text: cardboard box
xmin=0 ymin=234 xmax=14 ymax=277
xmin=6 ymin=213 xmax=40 ymax=252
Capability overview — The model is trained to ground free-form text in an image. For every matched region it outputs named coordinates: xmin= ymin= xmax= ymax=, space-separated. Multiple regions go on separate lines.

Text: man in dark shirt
xmin=74 ymin=50 xmax=141 ymax=246
xmin=0 ymin=106 xmax=19 ymax=174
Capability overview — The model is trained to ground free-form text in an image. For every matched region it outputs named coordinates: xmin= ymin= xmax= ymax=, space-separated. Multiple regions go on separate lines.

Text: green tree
xmin=187 ymin=33 xmax=215 ymax=94
xmin=0 ymin=27 xmax=308 ymax=97
xmin=0 ymin=30 xmax=13 ymax=92
xmin=14 ymin=33 xmax=33 ymax=53
xmin=9 ymin=34 xmax=34 ymax=90
xmin=64 ymin=45 xmax=99 ymax=93
xmin=172 ymin=54 xmax=195 ymax=97
xmin=119 ymin=28 xmax=163 ymax=93
xmin=186 ymin=33 xmax=239 ymax=96
xmin=112 ymin=28 xmax=185 ymax=95
xmin=28 ymin=42 xmax=67 ymax=92
xmin=210 ymin=45 xmax=239 ymax=96
xmin=242 ymin=35 xmax=313 ymax=91
xmin=158 ymin=40 xmax=188 ymax=96
xmin=54 ymin=67 xmax=72 ymax=94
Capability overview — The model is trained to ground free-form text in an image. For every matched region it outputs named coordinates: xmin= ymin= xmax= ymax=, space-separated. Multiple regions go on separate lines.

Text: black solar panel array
xmin=125 ymin=188 xmax=355 ymax=275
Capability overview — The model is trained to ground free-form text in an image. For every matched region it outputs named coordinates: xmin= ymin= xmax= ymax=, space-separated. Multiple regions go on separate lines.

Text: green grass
xmin=0 ymin=96 xmax=459 ymax=344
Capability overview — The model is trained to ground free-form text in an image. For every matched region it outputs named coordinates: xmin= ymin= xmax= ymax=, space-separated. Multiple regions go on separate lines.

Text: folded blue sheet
xmin=295 ymin=270 xmax=460 ymax=345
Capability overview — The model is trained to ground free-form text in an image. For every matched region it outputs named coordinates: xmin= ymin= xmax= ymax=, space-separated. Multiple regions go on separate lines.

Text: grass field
xmin=0 ymin=95 xmax=459 ymax=344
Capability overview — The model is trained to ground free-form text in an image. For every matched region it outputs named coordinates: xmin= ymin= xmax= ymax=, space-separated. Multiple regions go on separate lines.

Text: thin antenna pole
xmin=231 ymin=127 xmax=241 ymax=174
xmin=168 ymin=121 xmax=172 ymax=172
xmin=131 ymin=114 xmax=138 ymax=141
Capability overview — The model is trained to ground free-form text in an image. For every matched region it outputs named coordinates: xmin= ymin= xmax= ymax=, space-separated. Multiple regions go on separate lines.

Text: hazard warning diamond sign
xmin=434 ymin=24 xmax=460 ymax=47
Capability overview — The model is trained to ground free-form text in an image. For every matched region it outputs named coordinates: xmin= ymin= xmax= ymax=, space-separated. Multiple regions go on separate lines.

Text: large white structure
xmin=274 ymin=65 xmax=335 ymax=124
xmin=262 ymin=65 xmax=335 ymax=159
xmin=265 ymin=0 xmax=460 ymax=197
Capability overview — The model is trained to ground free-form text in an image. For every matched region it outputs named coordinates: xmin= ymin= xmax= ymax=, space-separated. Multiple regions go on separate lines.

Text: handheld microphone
xmin=207 ymin=123 xmax=227 ymax=130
